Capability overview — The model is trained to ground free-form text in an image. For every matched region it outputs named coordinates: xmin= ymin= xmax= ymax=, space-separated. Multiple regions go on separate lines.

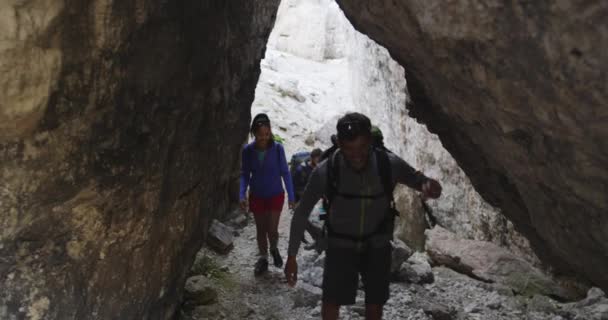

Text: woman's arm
xmin=278 ymin=145 xmax=296 ymax=202
xmin=239 ymin=146 xmax=252 ymax=201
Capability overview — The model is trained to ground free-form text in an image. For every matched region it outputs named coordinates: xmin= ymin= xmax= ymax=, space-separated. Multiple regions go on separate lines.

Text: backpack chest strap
xmin=333 ymin=191 xmax=385 ymax=200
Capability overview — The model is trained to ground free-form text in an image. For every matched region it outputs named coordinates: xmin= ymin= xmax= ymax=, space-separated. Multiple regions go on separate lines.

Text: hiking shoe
xmin=254 ymin=257 xmax=268 ymax=276
xmin=270 ymin=248 xmax=283 ymax=268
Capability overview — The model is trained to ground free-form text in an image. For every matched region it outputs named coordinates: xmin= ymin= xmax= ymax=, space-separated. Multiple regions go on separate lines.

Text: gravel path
xmin=180 ymin=206 xmax=606 ymax=320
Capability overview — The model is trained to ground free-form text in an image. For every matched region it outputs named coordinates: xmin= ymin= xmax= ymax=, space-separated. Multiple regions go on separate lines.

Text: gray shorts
xmin=322 ymin=244 xmax=391 ymax=305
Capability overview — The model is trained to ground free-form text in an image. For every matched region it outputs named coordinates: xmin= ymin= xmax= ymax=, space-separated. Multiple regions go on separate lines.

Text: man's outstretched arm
xmin=392 ymin=155 xmax=442 ymax=199
xmin=285 ymin=165 xmax=325 ymax=286
xmin=287 ymin=166 xmax=324 ymax=257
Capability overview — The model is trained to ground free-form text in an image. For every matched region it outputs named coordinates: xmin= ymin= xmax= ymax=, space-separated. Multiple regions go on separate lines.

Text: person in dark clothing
xmin=292 ymin=148 xmax=323 ymax=202
xmin=240 ymin=113 xmax=296 ymax=276
xmin=320 ymin=134 xmax=338 ymax=162
xmin=292 ymin=148 xmax=324 ymax=250
xmin=284 ymin=112 xmax=442 ymax=320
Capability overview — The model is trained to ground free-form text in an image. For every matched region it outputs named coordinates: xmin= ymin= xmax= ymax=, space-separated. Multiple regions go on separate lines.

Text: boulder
xmin=417 ymin=301 xmax=455 ymax=320
xmin=183 ymin=275 xmax=219 ymax=307
xmin=292 ymin=283 xmax=322 ymax=309
xmin=395 ymin=252 xmax=434 ymax=285
xmin=391 ymin=239 xmax=414 ymax=275
xmin=425 ymin=226 xmax=574 ymax=300
xmin=527 ymin=295 xmax=558 ymax=314
xmin=206 ymin=220 xmax=234 ymax=254
xmin=226 ymin=214 xmax=248 ymax=229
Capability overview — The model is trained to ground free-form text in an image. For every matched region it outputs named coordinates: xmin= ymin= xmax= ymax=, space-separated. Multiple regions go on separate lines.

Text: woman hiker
xmin=240 ymin=113 xmax=296 ymax=276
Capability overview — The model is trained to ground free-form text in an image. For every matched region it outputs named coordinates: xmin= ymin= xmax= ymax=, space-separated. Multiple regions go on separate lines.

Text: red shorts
xmin=249 ymin=193 xmax=285 ymax=215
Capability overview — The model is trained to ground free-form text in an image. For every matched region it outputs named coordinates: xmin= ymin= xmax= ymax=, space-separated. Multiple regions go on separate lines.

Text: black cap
xmin=251 ymin=113 xmax=271 ymax=132
xmin=336 ymin=112 xmax=371 ymax=141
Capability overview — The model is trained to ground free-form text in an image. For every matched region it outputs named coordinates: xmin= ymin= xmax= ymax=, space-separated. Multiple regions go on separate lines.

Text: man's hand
xmin=284 ymin=256 xmax=298 ymax=287
xmin=239 ymin=199 xmax=248 ymax=211
xmin=421 ymin=179 xmax=442 ymax=199
xmin=288 ymin=201 xmax=296 ymax=210
xmin=290 ymin=202 xmax=299 ymax=214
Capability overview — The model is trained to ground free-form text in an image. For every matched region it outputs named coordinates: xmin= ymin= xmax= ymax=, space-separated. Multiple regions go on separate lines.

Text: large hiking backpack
xmin=289 ymin=151 xmax=311 ymax=175
xmin=322 ymin=147 xmax=398 ymax=242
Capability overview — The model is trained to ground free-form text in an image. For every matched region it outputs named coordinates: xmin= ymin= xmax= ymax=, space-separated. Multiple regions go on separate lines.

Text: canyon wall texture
xmin=0 ymin=1 xmax=279 ymax=318
xmin=337 ymin=0 xmax=608 ymax=289
xmin=255 ymin=0 xmax=537 ymax=262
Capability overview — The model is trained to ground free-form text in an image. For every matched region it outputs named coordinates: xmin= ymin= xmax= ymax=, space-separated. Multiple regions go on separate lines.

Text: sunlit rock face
xmin=336 ymin=0 xmax=608 ymax=289
xmin=254 ymin=0 xmax=536 ymax=262
xmin=0 ymin=1 xmax=279 ymax=319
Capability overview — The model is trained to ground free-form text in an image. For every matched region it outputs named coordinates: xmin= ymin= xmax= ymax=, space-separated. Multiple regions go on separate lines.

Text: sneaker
xmin=254 ymin=257 xmax=268 ymax=276
xmin=270 ymin=248 xmax=283 ymax=268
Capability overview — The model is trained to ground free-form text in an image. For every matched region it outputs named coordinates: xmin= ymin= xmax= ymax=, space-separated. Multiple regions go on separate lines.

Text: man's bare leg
xmin=322 ymin=302 xmax=339 ymax=320
xmin=365 ymin=303 xmax=383 ymax=320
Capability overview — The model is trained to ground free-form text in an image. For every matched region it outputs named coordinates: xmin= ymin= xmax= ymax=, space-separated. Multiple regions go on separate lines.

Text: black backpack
xmin=289 ymin=151 xmax=311 ymax=176
xmin=322 ymin=148 xmax=398 ymax=242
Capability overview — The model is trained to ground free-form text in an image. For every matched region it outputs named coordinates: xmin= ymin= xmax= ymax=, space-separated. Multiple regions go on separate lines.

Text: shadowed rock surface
xmin=2 ymin=0 xmax=607 ymax=318
xmin=336 ymin=0 xmax=608 ymax=290
xmin=0 ymin=1 xmax=279 ymax=319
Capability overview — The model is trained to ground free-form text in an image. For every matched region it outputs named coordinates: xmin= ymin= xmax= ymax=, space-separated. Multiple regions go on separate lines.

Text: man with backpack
xmin=284 ymin=112 xmax=442 ymax=320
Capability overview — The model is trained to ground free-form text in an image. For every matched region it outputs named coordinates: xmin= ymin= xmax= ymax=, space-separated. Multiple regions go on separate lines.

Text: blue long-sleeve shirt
xmin=240 ymin=142 xmax=295 ymax=202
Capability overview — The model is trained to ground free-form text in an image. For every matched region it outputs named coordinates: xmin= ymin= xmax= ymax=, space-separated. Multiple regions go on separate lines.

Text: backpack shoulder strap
xmin=325 ymin=149 xmax=340 ymax=207
xmin=375 ymin=148 xmax=394 ymax=207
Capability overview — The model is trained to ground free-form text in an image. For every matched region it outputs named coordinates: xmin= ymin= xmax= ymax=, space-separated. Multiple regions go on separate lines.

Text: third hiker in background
xmin=371 ymin=125 xmax=391 ymax=153
xmin=292 ymin=148 xmax=323 ymax=203
xmin=291 ymin=148 xmax=324 ymax=250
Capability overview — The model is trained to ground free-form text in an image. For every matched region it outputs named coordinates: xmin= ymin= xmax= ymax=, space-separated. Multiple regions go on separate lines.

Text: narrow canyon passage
xmin=177 ymin=2 xmax=607 ymax=319
xmin=0 ymin=0 xmax=606 ymax=319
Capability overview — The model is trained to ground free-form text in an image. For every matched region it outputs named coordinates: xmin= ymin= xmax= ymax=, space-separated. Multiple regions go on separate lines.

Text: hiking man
xmin=284 ymin=112 xmax=442 ymax=320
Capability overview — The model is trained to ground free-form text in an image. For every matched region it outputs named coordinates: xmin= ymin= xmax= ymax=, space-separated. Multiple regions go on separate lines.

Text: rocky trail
xmin=179 ymin=206 xmax=608 ymax=320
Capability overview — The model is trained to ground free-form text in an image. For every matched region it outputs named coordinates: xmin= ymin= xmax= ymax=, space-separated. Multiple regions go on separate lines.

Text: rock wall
xmin=255 ymin=0 xmax=538 ymax=263
xmin=345 ymin=26 xmax=537 ymax=261
xmin=0 ymin=1 xmax=279 ymax=319
xmin=336 ymin=0 xmax=608 ymax=289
